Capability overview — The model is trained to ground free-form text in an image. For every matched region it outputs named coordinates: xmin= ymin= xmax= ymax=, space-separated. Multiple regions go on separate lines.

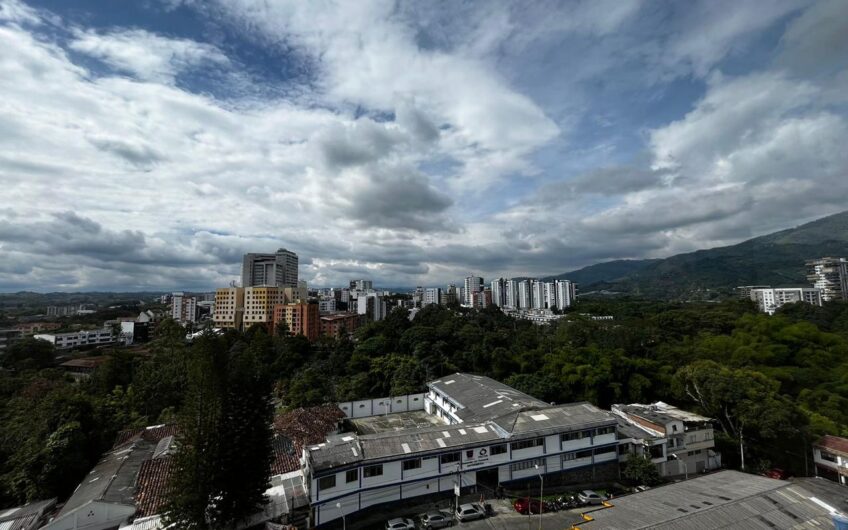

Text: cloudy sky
xmin=1 ymin=0 xmax=847 ymax=291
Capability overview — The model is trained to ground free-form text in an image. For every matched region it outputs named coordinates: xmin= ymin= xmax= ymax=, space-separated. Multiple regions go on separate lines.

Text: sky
xmin=0 ymin=0 xmax=847 ymax=291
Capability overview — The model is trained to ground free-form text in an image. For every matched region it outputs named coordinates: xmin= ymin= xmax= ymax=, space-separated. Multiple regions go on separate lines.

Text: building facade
xmin=34 ymin=329 xmax=114 ymax=349
xmin=242 ymin=248 xmax=299 ymax=288
xmin=170 ymin=292 xmax=198 ymax=323
xmin=273 ymin=301 xmax=320 ymax=341
xmin=806 ymin=257 xmax=848 ymax=302
xmin=423 ymin=288 xmax=442 ymax=306
xmin=213 ymin=287 xmax=245 ymax=330
xmin=463 ymin=276 xmax=483 ymax=306
xmin=357 ymin=293 xmax=387 ymax=322
xmin=613 ymin=402 xmax=720 ymax=477
xmin=320 ymin=313 xmax=362 ymax=338
xmin=554 ymin=280 xmax=576 ymax=310
xmin=750 ymin=287 xmax=823 ymax=315
xmin=307 ymin=374 xmax=619 ymax=526
xmin=243 ymin=286 xmax=288 ymax=330
xmin=0 ymin=328 xmax=22 ymax=353
xmin=813 ymin=435 xmax=848 ymax=486
xmin=517 ymin=280 xmax=531 ymax=309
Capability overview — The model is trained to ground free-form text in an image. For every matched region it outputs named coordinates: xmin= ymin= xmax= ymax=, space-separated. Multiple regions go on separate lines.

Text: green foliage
xmin=1 ymin=337 xmax=55 ymax=370
xmin=622 ymin=453 xmax=662 ymax=486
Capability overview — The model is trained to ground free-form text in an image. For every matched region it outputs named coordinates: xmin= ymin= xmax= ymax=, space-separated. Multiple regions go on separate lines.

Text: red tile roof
xmin=272 ymin=405 xmax=345 ymax=474
xmin=134 ymin=456 xmax=174 ymax=518
xmin=815 ymin=434 xmax=848 ymax=456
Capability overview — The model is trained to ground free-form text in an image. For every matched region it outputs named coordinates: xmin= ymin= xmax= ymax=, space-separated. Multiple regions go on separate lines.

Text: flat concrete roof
xmin=587 ymin=470 xmax=844 ymax=529
xmin=350 ymin=410 xmax=444 ymax=435
xmin=428 ymin=373 xmax=549 ymax=422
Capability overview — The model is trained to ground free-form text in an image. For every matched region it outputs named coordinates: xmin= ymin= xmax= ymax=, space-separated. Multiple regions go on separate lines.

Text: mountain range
xmin=548 ymin=210 xmax=848 ymax=299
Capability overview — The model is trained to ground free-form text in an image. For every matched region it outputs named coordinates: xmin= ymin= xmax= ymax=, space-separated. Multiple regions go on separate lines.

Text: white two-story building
xmin=613 ymin=401 xmax=720 ymax=477
xmin=306 ymin=374 xmax=619 ymax=526
xmin=813 ymin=435 xmax=848 ymax=486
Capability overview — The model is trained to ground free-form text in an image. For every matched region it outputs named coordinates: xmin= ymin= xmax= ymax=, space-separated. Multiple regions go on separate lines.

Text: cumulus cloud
xmin=0 ymin=0 xmax=847 ymax=290
xmin=69 ymin=28 xmax=229 ymax=84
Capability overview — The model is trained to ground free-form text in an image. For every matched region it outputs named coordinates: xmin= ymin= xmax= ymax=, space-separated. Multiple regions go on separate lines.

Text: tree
xmin=1 ymin=338 xmax=55 ymax=370
xmin=622 ymin=453 xmax=661 ymax=486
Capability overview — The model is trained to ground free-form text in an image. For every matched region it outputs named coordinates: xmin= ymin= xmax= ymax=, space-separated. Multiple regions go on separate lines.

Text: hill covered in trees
xmin=550 ymin=210 xmax=848 ymax=298
xmin=1 ymin=299 xmax=847 ymax=513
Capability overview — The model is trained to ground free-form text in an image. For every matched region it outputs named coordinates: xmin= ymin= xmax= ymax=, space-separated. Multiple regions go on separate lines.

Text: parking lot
xmin=357 ymin=497 xmax=596 ymax=530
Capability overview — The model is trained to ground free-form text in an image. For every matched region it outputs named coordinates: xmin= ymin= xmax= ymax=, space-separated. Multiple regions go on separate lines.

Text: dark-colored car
xmin=513 ymin=497 xmax=549 ymax=515
xmin=420 ymin=511 xmax=454 ymax=529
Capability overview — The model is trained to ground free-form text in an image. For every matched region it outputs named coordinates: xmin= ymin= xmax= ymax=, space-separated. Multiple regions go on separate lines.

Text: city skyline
xmin=1 ymin=0 xmax=847 ymax=291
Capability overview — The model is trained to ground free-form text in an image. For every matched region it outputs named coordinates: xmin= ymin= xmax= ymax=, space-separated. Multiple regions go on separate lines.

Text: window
xmin=318 ymin=475 xmax=336 ymax=491
xmin=595 ymin=426 xmax=615 ymax=436
xmin=561 ymin=431 xmax=584 ymax=442
xmin=594 ymin=446 xmax=617 ymax=456
xmin=510 ymin=459 xmax=541 ymax=472
xmin=440 ymin=452 xmax=460 ymax=464
xmin=687 ymin=450 xmax=703 ymax=457
xmin=490 ymin=444 xmax=507 ymax=456
xmin=403 ymin=459 xmax=422 ymax=471
xmin=346 ymin=469 xmax=358 ymax=483
xmin=562 ymin=452 xmax=576 ymax=462
xmin=581 ymin=430 xmax=594 ymax=439
xmin=363 ymin=464 xmax=383 ymax=478
xmin=576 ymin=449 xmax=593 ymax=459
xmin=510 ymin=438 xmax=544 ymax=451
xmin=821 ymin=451 xmax=838 ymax=463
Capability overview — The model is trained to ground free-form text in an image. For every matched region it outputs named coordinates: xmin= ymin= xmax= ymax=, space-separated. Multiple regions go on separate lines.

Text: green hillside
xmin=567 ymin=211 xmax=848 ymax=299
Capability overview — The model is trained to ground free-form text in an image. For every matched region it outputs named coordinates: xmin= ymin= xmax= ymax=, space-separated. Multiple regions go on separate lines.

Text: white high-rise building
xmin=505 ymin=279 xmax=519 ymax=308
xmin=517 ymin=280 xmax=532 ymax=309
xmin=806 ymin=257 xmax=848 ymax=302
xmin=464 ymin=276 xmax=483 ymax=306
xmin=491 ymin=278 xmax=507 ymax=307
xmin=357 ymin=293 xmax=387 ymax=321
xmin=531 ymin=280 xmax=546 ymax=309
xmin=241 ymin=248 xmax=299 ymax=288
xmin=554 ymin=280 xmax=576 ymax=310
xmin=544 ymin=282 xmax=557 ymax=309
xmin=751 ymin=287 xmax=822 ymax=315
xmin=423 ymin=288 xmax=442 ymax=306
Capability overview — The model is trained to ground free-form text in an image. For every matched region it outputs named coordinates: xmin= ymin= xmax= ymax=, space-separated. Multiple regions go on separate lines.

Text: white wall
xmin=338 ymin=393 xmax=426 ymax=419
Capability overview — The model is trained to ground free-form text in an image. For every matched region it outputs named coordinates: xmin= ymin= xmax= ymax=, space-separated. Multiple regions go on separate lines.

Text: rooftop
xmin=350 ymin=410 xmax=443 ymax=435
xmin=308 ymin=402 xmax=616 ymax=472
xmin=586 ymin=470 xmax=844 ymax=529
xmin=614 ymin=401 xmax=712 ymax=427
xmin=428 ymin=373 xmax=549 ymax=422
xmin=815 ymin=434 xmax=848 ymax=456
xmin=0 ymin=499 xmax=56 ymax=530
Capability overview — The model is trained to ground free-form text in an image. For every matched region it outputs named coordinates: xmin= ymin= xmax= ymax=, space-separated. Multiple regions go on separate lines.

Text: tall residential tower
xmin=241 ymin=248 xmax=299 ymax=288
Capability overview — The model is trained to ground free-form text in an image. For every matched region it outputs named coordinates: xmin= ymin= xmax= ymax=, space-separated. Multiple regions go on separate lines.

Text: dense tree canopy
xmin=1 ymin=297 xmax=847 ymax=509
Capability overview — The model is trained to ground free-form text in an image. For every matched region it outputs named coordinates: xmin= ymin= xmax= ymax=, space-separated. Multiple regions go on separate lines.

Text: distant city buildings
xmin=806 ymin=257 xmax=848 ymax=302
xmin=242 ymin=248 xmax=299 ymax=288
xmin=34 ymin=328 xmax=114 ymax=349
xmin=423 ymin=287 xmax=442 ymax=306
xmin=273 ymin=301 xmax=320 ymax=341
xmin=350 ymin=279 xmax=373 ymax=291
xmin=749 ymin=287 xmax=823 ymax=315
xmin=213 ymin=287 xmax=244 ymax=330
xmin=463 ymin=276 xmax=483 ymax=306
xmin=0 ymin=329 xmax=22 ymax=353
xmin=320 ymin=312 xmax=362 ymax=338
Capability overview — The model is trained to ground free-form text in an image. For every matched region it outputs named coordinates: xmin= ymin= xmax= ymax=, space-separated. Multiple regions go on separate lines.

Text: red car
xmin=763 ymin=468 xmax=790 ymax=480
xmin=513 ymin=497 xmax=548 ymax=515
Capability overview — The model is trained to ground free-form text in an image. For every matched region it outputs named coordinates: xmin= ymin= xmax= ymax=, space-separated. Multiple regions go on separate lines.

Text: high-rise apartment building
xmin=491 ymin=278 xmax=507 ymax=307
xmin=357 ymin=293 xmax=387 ymax=322
xmin=544 ymin=281 xmax=557 ymax=309
xmin=424 ymin=288 xmax=442 ymax=306
xmin=243 ymin=286 xmax=288 ymax=330
xmin=171 ymin=292 xmax=197 ymax=323
xmin=273 ymin=301 xmax=319 ymax=341
xmin=464 ymin=276 xmax=483 ymax=306
xmin=806 ymin=257 xmax=848 ymax=302
xmin=350 ymin=279 xmax=373 ymax=291
xmin=505 ymin=279 xmax=519 ymax=308
xmin=213 ymin=287 xmax=244 ymax=330
xmin=531 ymin=280 xmax=546 ymax=309
xmin=554 ymin=280 xmax=576 ymax=310
xmin=241 ymin=248 xmax=298 ymax=288
xmin=517 ymin=280 xmax=532 ymax=309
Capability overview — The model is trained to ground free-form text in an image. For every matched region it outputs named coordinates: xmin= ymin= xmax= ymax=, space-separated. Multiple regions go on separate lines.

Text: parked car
xmin=513 ymin=497 xmax=548 ymax=515
xmin=385 ymin=517 xmax=415 ymax=530
xmin=455 ymin=503 xmax=485 ymax=522
xmin=577 ymin=490 xmax=604 ymax=505
xmin=763 ymin=468 xmax=790 ymax=480
xmin=635 ymin=485 xmax=651 ymax=492
xmin=420 ymin=511 xmax=454 ymax=529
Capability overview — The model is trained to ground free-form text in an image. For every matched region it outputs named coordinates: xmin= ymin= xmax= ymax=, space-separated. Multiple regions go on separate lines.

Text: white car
xmin=578 ymin=490 xmax=604 ymax=505
xmin=385 ymin=517 xmax=415 ymax=530
xmin=455 ymin=504 xmax=485 ymax=522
